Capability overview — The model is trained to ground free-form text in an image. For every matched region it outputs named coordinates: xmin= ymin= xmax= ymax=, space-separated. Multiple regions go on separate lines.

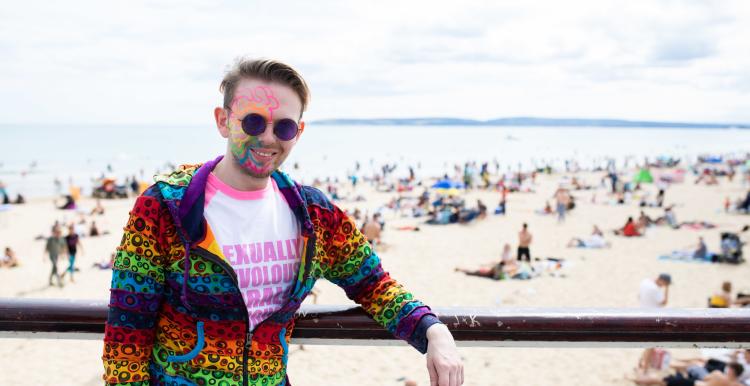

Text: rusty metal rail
xmin=1 ymin=298 xmax=749 ymax=348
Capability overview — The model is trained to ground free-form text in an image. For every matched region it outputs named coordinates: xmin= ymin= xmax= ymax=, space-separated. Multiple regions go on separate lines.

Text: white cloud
xmin=0 ymin=0 xmax=748 ymax=125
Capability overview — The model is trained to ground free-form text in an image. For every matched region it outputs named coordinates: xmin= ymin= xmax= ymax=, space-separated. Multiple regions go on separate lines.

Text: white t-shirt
xmin=203 ymin=173 xmax=302 ymax=330
xmin=639 ymin=279 xmax=665 ymax=308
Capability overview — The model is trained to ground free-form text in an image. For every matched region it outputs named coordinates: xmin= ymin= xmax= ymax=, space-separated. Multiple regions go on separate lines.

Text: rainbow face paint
xmin=226 ymin=85 xmax=286 ymax=177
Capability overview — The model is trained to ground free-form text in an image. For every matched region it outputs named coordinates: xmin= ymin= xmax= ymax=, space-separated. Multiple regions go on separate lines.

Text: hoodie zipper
xmin=190 ymin=248 xmax=252 ymax=386
xmin=191 ymin=245 xmax=312 ymax=386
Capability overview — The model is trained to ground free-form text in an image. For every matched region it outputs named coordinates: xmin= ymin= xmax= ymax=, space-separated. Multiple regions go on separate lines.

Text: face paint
xmin=233 ymin=85 xmax=280 ymax=120
xmin=226 ymin=85 xmax=287 ymax=178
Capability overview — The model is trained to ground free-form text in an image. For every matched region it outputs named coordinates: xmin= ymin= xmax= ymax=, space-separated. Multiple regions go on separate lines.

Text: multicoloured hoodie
xmin=102 ymin=155 xmax=441 ymax=386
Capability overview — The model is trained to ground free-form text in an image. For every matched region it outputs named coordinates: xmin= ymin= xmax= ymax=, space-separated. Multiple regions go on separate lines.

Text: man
xmin=102 ymin=58 xmax=463 ymax=386
xmin=44 ymin=225 xmax=66 ymax=287
xmin=517 ymin=223 xmax=532 ymax=262
xmin=361 ymin=213 xmax=383 ymax=248
xmin=639 ymin=273 xmax=671 ymax=308
xmin=554 ymin=187 xmax=569 ymax=223
xmin=638 ymin=273 xmax=672 ymax=372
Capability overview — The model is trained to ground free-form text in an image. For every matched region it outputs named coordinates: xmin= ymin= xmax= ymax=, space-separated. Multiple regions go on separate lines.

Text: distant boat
xmin=505 ymin=135 xmax=519 ymax=141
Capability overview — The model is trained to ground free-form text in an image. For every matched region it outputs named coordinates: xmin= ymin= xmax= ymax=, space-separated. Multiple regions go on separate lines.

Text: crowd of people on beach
xmin=325 ymin=154 xmax=750 ymax=286
xmin=3 ymin=151 xmax=750 ymax=386
xmin=1 ymin=193 xmax=115 ymax=284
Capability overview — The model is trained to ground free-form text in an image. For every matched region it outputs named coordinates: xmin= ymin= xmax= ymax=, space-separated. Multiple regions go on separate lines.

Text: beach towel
xmin=658 ymin=251 xmax=715 ymax=263
xmin=678 ymin=221 xmax=716 ymax=230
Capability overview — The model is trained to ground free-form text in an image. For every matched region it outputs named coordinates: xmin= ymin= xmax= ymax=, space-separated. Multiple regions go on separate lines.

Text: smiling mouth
xmin=250 ymin=148 xmax=278 ymax=158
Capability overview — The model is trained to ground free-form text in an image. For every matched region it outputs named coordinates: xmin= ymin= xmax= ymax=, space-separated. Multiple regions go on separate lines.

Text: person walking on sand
xmin=554 ymin=187 xmax=568 ymax=223
xmin=102 ymin=58 xmax=463 ymax=386
xmin=44 ymin=225 xmax=67 ymax=287
xmin=518 ymin=223 xmax=532 ymax=262
xmin=61 ymin=223 xmax=83 ymax=283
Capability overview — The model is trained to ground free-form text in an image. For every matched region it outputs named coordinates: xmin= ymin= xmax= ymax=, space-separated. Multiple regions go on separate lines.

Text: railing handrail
xmin=1 ymin=298 xmax=749 ymax=348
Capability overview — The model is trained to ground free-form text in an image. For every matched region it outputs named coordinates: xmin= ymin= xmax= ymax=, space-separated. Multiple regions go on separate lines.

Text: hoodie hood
xmin=153 ymin=155 xmax=314 ymax=242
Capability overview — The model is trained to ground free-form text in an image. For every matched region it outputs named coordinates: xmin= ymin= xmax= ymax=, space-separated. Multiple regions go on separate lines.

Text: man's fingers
xmin=427 ymin=358 xmax=438 ymax=386
xmin=452 ymin=367 xmax=461 ymax=386
xmin=438 ymin=365 xmax=450 ymax=386
xmin=460 ymin=363 xmax=465 ymax=385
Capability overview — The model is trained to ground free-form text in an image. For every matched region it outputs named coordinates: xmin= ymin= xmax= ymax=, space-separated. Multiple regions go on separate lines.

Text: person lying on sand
xmin=92 ymin=253 xmax=115 ymax=270
xmin=695 ymin=169 xmax=720 ymax=185
xmin=454 ymin=261 xmax=522 ymax=281
xmin=454 ymin=244 xmax=519 ymax=280
xmin=567 ymin=225 xmax=611 ymax=248
xmin=628 ymin=361 xmax=745 ymax=386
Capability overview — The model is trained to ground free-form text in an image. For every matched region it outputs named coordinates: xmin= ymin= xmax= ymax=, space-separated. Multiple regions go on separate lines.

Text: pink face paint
xmin=232 ymin=85 xmax=279 ymax=120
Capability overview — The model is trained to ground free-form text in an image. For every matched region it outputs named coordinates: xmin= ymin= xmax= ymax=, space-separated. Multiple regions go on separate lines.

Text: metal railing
xmin=1 ymin=298 xmax=749 ymax=348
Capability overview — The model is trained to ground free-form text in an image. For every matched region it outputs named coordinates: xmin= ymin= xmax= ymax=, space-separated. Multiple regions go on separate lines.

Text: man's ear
xmin=215 ymin=107 xmax=229 ymax=138
xmin=297 ymin=121 xmax=305 ymax=139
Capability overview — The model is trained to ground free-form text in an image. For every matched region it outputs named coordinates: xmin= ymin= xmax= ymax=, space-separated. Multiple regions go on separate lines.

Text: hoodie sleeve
xmin=311 ymin=200 xmax=442 ymax=354
xmin=102 ymin=190 xmax=173 ymax=385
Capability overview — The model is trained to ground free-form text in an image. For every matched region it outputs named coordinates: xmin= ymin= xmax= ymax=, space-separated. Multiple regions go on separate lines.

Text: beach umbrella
xmin=435 ymin=188 xmax=461 ymax=196
xmin=633 ymin=168 xmax=654 ymax=183
xmin=431 ymin=180 xmax=465 ymax=189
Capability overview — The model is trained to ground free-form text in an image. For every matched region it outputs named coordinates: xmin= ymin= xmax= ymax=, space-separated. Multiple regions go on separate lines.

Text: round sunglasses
xmin=237 ymin=112 xmax=300 ymax=141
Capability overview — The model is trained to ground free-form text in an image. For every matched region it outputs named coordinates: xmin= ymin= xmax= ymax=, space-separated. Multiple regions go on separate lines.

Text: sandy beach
xmin=1 ymin=166 xmax=749 ymax=386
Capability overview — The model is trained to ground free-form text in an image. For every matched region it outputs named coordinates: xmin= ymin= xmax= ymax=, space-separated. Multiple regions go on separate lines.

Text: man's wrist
xmin=426 ymin=323 xmax=450 ymax=340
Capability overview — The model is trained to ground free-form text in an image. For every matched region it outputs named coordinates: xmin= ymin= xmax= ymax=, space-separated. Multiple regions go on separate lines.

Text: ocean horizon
xmin=1 ymin=124 xmax=748 ymax=198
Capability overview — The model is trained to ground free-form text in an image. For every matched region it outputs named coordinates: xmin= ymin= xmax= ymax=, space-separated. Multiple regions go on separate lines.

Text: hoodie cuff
xmin=408 ymin=314 xmax=443 ymax=354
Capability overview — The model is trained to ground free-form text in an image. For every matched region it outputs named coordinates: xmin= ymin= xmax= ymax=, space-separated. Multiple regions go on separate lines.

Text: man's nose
xmin=256 ymin=122 xmax=277 ymax=145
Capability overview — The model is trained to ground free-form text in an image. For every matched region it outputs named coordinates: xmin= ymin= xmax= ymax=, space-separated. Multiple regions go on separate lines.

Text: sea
xmin=1 ymin=125 xmax=749 ymax=198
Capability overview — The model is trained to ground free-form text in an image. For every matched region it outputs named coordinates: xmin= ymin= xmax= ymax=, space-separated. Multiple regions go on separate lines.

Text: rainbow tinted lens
xmin=240 ymin=113 xmax=299 ymax=141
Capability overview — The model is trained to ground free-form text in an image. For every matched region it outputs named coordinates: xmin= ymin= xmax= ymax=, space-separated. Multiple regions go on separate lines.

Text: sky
xmin=1 ymin=0 xmax=749 ymax=126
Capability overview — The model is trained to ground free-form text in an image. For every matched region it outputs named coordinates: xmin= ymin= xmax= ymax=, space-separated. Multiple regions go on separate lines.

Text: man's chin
xmin=239 ymin=166 xmax=274 ymax=179
xmin=231 ymin=153 xmax=276 ymax=178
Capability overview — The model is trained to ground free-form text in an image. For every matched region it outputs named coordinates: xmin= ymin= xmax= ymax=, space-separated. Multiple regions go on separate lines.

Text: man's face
xmin=217 ymin=78 xmax=304 ymax=178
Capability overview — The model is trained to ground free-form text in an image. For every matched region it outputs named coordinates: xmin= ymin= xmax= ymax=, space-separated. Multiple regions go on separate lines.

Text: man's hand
xmin=425 ymin=324 xmax=463 ymax=386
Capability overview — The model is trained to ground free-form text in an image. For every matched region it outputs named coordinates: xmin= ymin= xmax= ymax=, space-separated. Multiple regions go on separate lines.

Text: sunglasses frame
xmin=228 ymin=109 xmax=300 ymax=141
